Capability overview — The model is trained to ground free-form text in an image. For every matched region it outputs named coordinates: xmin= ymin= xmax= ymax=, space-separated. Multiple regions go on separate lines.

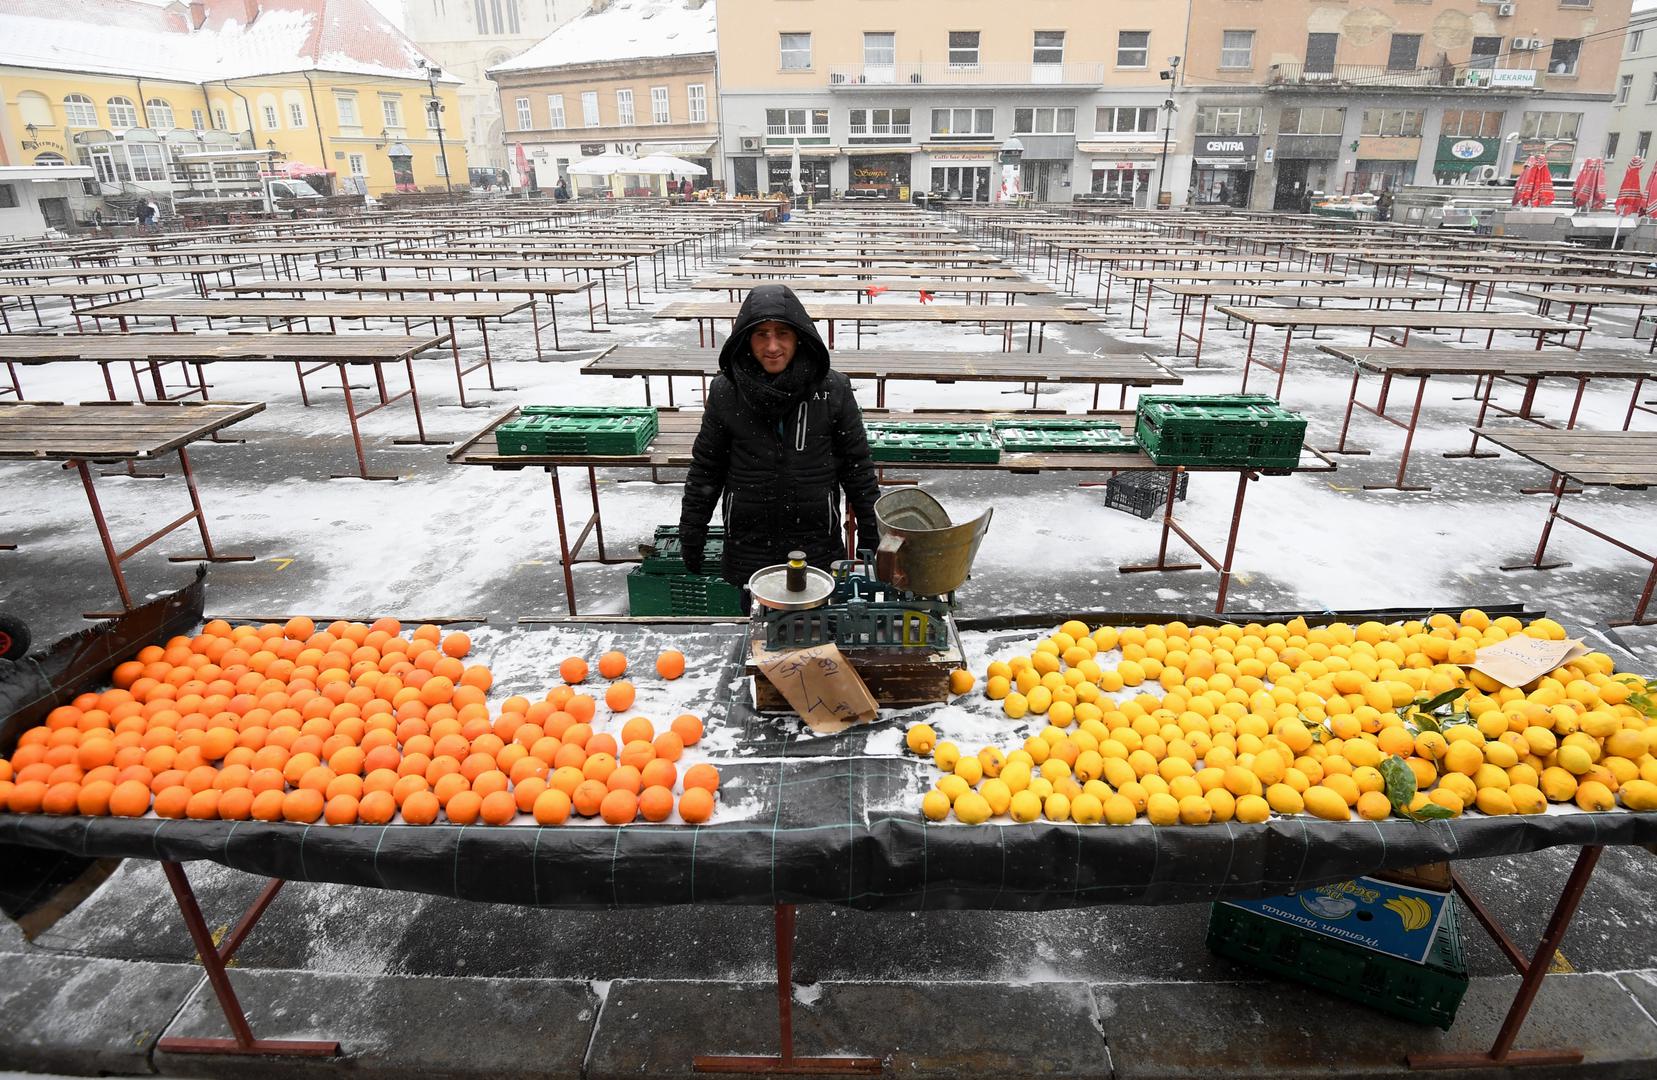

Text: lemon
xmin=1556 ymin=744 xmax=1593 ymax=775
xmin=953 ymin=790 xmax=992 ymax=825
xmin=948 ymin=669 xmax=975 ymax=696
xmin=1428 ymin=789 xmax=1464 ymax=816
xmin=1143 ymin=792 xmax=1178 ymax=825
xmin=1074 ymin=750 xmax=1104 ymax=783
xmin=1048 ymin=700 xmax=1076 ymax=728
xmin=1540 ymin=766 xmax=1578 ymax=802
xmin=1000 ymin=762 xmax=1031 ymax=794
xmin=1356 ymin=791 xmax=1392 ymax=821
xmin=1003 ymin=693 xmax=1029 ymax=720
xmin=1043 ymin=792 xmax=1071 ymax=822
xmin=985 ymin=675 xmax=1011 ymax=701
xmin=936 ymin=774 xmax=970 ymax=802
xmin=1027 ymin=777 xmax=1055 ymax=801
xmin=980 ymin=778 xmax=1012 ymax=815
xmin=1303 ymin=785 xmax=1351 ymax=821
xmin=1205 ymin=787 xmax=1236 ymax=823
xmin=905 ymin=724 xmax=937 ymax=756
xmin=921 ymin=789 xmax=951 ymax=821
xmin=1061 ymin=620 xmax=1091 ymax=640
xmin=953 ymin=756 xmax=983 ymax=787
xmin=1438 ymin=772 xmax=1477 ymax=806
xmin=1027 ymin=686 xmax=1053 ymax=715
xmin=1475 ymin=788 xmax=1516 ymax=816
xmin=1016 ymin=668 xmax=1041 ymax=694
xmin=1619 ymin=779 xmax=1657 ymax=811
xmin=1070 ymin=792 xmax=1104 ymax=825
xmin=1606 ymin=729 xmax=1645 ymax=760
xmin=1235 ymin=794 xmax=1271 ymax=823
xmin=986 ymin=660 xmax=1012 ymax=680
xmin=1443 ymin=740 xmax=1485 ymax=776
xmin=1472 ymin=764 xmax=1510 ymax=792
xmin=933 ymin=741 xmax=961 ymax=772
xmin=1574 ymin=780 xmax=1615 ymax=812
xmin=1008 ymin=790 xmax=1042 ymax=823
xmin=976 ymin=747 xmax=1004 ymax=779
xmin=1508 ymin=784 xmax=1546 ymax=815
xmin=1265 ymin=783 xmax=1304 ymax=815
xmin=1103 ymin=794 xmax=1139 ymax=825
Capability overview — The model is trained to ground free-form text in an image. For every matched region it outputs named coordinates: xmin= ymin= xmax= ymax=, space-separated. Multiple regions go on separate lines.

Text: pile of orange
xmin=0 ymin=620 xmax=720 ymax=828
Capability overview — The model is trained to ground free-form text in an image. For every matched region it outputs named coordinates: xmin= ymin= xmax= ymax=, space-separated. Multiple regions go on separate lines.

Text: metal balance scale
xmin=745 ymin=489 xmax=992 ymax=711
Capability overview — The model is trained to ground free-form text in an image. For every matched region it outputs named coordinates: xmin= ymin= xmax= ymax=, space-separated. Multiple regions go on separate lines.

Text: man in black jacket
xmin=678 ymin=284 xmax=881 ymax=599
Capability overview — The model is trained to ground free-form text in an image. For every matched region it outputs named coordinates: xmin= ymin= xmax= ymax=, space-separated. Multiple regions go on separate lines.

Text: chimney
xmin=684 ymin=0 xmax=705 ymax=8
xmin=589 ymin=0 xmax=610 ymax=12
xmin=244 ymin=0 xmax=261 ymax=24
xmin=189 ymin=0 xmax=206 ymax=28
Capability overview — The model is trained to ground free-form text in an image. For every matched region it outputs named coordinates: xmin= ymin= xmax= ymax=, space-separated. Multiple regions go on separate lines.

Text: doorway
xmin=1274 ymin=160 xmax=1310 ymax=210
xmin=732 ymin=157 xmax=758 ymax=195
xmin=1022 ymin=160 xmax=1070 ymax=202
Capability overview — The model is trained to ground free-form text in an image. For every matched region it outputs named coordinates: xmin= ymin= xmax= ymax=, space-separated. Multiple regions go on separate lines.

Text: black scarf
xmin=731 ymin=350 xmax=816 ymax=426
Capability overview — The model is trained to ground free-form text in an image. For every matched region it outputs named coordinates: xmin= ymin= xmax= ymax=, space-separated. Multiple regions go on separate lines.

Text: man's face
xmin=750 ymin=321 xmax=798 ymax=375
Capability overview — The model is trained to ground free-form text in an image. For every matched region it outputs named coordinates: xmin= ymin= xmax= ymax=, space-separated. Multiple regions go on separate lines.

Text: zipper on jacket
xmin=795 ymin=401 xmax=807 ymax=452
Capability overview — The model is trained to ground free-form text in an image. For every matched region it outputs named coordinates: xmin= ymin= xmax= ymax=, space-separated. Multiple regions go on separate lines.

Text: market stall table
xmin=1316 ymin=346 xmax=1657 ymax=491
xmin=1150 ymin=284 xmax=1443 ymax=358
xmin=653 ymin=299 xmax=1104 ymax=352
xmin=0 ymin=261 xmax=258 ymax=297
xmin=1424 ymin=271 xmax=1657 ymax=311
xmin=687 ymin=276 xmax=1054 ymax=306
xmin=581 ymin=344 xmax=1181 ymax=408
xmin=322 ymin=256 xmax=641 ymax=309
xmin=0 ymin=400 xmax=262 ymax=609
xmin=1506 ymin=289 xmax=1657 ymax=342
xmin=0 ymin=283 xmax=148 ymax=332
xmin=1472 ymin=427 xmax=1657 ymax=625
xmin=448 ymin=405 xmax=1333 ymax=616
xmin=1214 ymin=306 xmax=1582 ymax=399
xmin=1105 ymin=269 xmax=1348 ymax=319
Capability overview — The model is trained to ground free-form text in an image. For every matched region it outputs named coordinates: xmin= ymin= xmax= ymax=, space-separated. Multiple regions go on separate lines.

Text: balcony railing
xmin=1267 ymin=63 xmax=1539 ymax=90
xmin=766 ymin=125 xmax=831 ymax=137
xmin=828 ymin=61 xmax=1106 ymax=88
xmin=848 ymin=123 xmax=912 ymax=137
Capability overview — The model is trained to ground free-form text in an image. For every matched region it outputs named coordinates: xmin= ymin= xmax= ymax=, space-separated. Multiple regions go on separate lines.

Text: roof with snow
xmin=0 ymin=0 xmax=457 ymax=84
xmin=489 ymin=0 xmax=715 ymax=75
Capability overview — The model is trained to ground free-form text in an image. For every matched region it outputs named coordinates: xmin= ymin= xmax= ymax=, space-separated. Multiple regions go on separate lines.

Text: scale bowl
xmin=873 ymin=489 xmax=992 ymax=598
xmin=747 ymin=562 xmax=837 ymax=611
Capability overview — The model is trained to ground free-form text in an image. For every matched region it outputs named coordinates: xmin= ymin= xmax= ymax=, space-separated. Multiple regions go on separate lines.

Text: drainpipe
xmin=220 ymin=79 xmax=256 ymax=149
xmin=301 ymin=70 xmax=332 ymax=189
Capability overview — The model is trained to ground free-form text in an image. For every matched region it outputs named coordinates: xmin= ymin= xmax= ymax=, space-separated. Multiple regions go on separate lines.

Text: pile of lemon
xmin=907 ymin=611 xmax=1657 ymax=826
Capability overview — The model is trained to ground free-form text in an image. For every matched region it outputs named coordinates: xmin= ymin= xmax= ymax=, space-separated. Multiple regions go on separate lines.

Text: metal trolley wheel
xmin=0 ymin=612 xmax=30 ymax=662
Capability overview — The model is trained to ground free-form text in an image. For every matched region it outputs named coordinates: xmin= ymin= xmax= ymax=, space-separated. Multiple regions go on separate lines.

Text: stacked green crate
xmin=627 ymin=525 xmax=744 ymax=616
xmin=1134 ymin=395 xmax=1306 ymax=469
xmin=496 ymin=406 xmax=658 ymax=456
xmin=865 ymin=421 xmax=1000 ymax=463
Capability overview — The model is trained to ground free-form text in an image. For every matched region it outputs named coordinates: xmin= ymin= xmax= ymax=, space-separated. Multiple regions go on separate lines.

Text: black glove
xmin=681 ymin=542 xmax=705 ymax=576
xmin=857 ymin=530 xmax=879 ymax=559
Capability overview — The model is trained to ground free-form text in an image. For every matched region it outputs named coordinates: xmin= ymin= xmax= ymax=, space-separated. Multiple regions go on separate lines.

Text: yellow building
xmin=0 ymin=0 xmax=468 ymax=211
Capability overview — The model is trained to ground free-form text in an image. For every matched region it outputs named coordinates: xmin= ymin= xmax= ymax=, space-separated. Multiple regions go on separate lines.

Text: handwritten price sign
xmin=756 ymin=642 xmax=878 ymax=733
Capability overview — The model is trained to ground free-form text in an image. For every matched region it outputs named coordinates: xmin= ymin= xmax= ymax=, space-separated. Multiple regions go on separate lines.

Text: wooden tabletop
xmin=1512 ymin=289 xmax=1657 ymax=306
xmin=85 ymin=298 xmax=531 ymax=319
xmin=1470 ymin=428 xmax=1657 ymax=487
xmin=322 ymin=257 xmax=633 ymax=271
xmin=1112 ymin=270 xmax=1348 ymax=283
xmin=654 ymin=301 xmax=1103 ymax=323
xmin=1315 ymin=345 xmax=1656 ymax=378
xmin=0 ymin=333 xmax=449 ymax=364
xmin=1154 ymin=284 xmax=1441 ymax=300
xmin=450 ymin=406 xmax=1320 ymax=474
xmin=218 ymin=279 xmax=593 ymax=297
xmin=4 ymin=262 xmax=260 ymax=276
xmin=0 ymin=400 xmax=265 ymax=461
xmin=688 ymin=277 xmax=1055 ymax=295
xmin=0 ymin=284 xmax=143 ymax=299
xmin=716 ymin=265 xmax=1023 ymax=279
xmin=736 ymin=253 xmax=1002 ymax=264
xmin=1214 ymin=305 xmax=1576 ymax=331
xmin=1425 ymin=272 xmax=1657 ymax=288
xmin=582 ymin=345 xmax=1179 ymax=385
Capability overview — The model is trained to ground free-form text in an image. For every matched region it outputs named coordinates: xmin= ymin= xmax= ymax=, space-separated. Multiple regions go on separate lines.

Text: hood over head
xmin=717 ymin=284 xmax=830 ymax=386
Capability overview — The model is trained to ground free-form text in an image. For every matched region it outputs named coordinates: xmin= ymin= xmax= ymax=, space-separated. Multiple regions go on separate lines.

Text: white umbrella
xmin=790 ymin=139 xmax=803 ymax=197
xmin=631 ymin=153 xmax=707 ymax=176
xmin=566 ymin=153 xmax=635 ymax=175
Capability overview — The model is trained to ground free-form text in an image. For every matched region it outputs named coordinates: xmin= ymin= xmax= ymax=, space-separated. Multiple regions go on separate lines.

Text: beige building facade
xmin=1176 ymin=0 xmax=1627 ymax=209
xmin=715 ymin=0 xmax=1189 ymax=203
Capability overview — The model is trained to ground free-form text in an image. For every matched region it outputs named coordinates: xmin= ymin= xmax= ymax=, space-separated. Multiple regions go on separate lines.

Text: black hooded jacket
xmin=678 ymin=285 xmax=880 ymax=590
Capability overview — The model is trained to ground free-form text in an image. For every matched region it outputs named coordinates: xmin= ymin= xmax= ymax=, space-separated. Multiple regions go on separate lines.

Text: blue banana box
xmin=1220 ymin=877 xmax=1451 ymax=964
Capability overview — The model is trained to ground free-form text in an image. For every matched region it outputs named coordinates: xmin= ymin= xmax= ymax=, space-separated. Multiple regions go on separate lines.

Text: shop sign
xmin=579 ymin=142 xmax=605 ymax=156
xmin=1465 ymin=68 xmax=1538 ymax=89
xmin=1513 ymin=139 xmax=1576 ymax=177
xmin=929 ymin=150 xmax=995 ymax=163
xmin=1435 ymin=136 xmax=1499 ymax=172
xmin=1092 ymin=160 xmax=1156 ymax=170
xmin=1194 ymin=135 xmax=1258 ymax=166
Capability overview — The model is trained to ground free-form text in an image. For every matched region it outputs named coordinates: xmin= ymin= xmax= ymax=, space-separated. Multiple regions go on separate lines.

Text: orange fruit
xmin=251 ymin=789 xmax=286 ymax=821
xmin=459 ymin=665 xmax=492 ymax=692
xmin=655 ymin=651 xmax=686 ymax=680
xmin=532 ymin=787 xmax=571 ymax=825
xmin=549 ymin=766 xmax=584 ymax=797
xmin=284 ymin=616 xmax=315 ymax=641
xmin=606 ymin=765 xmax=642 ymax=794
xmin=620 ymin=717 xmax=655 ymax=746
xmin=42 ymin=781 xmax=82 ymax=815
xmin=471 ymin=770 xmax=509 ymax=799
xmin=639 ymin=785 xmax=674 ymax=822
xmin=559 ymin=657 xmax=588 ymax=684
xmin=77 ymin=779 xmax=116 ymax=816
xmin=112 ymin=661 xmax=145 ymax=689
xmin=401 ymin=790 xmax=440 ymax=824
xmin=282 ymin=788 xmax=325 ymax=823
xmin=153 ymin=785 xmax=192 ymax=819
xmin=433 ymin=772 xmax=470 ymax=807
xmin=639 ymin=758 xmax=677 ymax=791
xmin=599 ymin=788 xmax=638 ymax=825
xmin=582 ymin=753 xmax=617 ymax=784
xmin=440 ymin=632 xmax=471 ymax=659
xmin=565 ymin=694 xmax=596 ymax=723
xmin=597 ymin=651 xmax=628 ymax=679
xmin=479 ymin=790 xmax=517 ymax=825
xmin=586 ymin=733 xmax=618 ymax=758
xmin=671 ymin=714 xmax=704 ymax=746
xmin=678 ymin=786 xmax=714 ymax=824
xmin=683 ymin=763 xmax=721 ymax=793
xmin=513 ymin=776 xmax=549 ymax=813
xmin=325 ymin=774 xmax=364 ymax=801
xmin=8 ymin=780 xmax=49 ymax=813
xmin=572 ymin=779 xmax=608 ymax=817
xmin=619 ymin=740 xmax=657 ymax=771
xmin=109 ymin=780 xmax=152 ymax=817
xmin=392 ymin=774 xmax=429 ymax=807
xmin=605 ymin=681 xmax=636 ymax=712
xmin=218 ymin=787 xmax=254 ymax=820
xmin=652 ymin=732 xmax=684 ymax=763
xmin=445 ymin=790 xmax=482 ymax=825
xmin=357 ymin=789 xmax=396 ymax=825
xmin=185 ymin=789 xmax=221 ymax=819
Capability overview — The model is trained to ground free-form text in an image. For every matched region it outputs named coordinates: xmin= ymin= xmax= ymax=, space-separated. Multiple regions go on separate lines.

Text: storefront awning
xmin=763 ymin=146 xmax=840 ymax=158
xmin=1091 ymin=159 xmax=1156 ymax=169
xmin=642 ymin=140 xmax=716 ymax=156
xmin=844 ymin=145 xmax=915 ymax=156
xmin=1077 ymin=142 xmax=1163 ymax=156
xmin=1195 ymin=158 xmax=1252 ymax=167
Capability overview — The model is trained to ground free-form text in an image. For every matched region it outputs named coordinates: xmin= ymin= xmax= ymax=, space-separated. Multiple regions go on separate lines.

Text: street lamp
xmin=1155 ymin=56 xmax=1181 ymax=209
xmin=417 ymin=58 xmax=453 ymax=194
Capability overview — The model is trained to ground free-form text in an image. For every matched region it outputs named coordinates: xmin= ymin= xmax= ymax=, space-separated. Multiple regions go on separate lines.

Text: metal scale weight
xmin=745 ymin=490 xmax=993 ymax=710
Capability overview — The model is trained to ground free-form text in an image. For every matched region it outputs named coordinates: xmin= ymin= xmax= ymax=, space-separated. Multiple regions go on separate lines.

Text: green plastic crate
xmin=992 ymin=419 xmax=1137 ymax=454
xmin=626 ymin=568 xmax=744 ymax=616
xmin=496 ymin=410 xmax=657 ymax=456
xmin=866 ymin=422 xmax=1000 ymax=463
xmin=520 ymin=405 xmax=658 ymax=419
xmin=1206 ymin=899 xmax=1468 ymax=1030
xmin=639 ymin=525 xmax=727 ymax=575
xmin=1135 ymin=394 xmax=1306 ymax=470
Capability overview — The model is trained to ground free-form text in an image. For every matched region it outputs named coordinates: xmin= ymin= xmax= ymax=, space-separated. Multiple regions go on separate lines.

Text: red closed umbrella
xmin=515 ymin=143 xmax=531 ymax=189
xmin=1513 ymin=155 xmax=1546 ymax=207
xmin=1532 ymin=156 xmax=1556 ymax=207
xmin=1572 ymin=158 xmax=1606 ymax=210
xmin=1616 ymin=157 xmax=1646 ymax=215
xmin=1644 ymin=165 xmax=1657 ymax=216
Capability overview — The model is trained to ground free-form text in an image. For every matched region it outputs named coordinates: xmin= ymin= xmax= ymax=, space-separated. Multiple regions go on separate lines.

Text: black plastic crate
xmin=1103 ymin=469 xmax=1189 ymax=519
xmin=1207 ymin=900 xmax=1468 ymax=1031
xmin=626 ymin=569 xmax=744 ymax=616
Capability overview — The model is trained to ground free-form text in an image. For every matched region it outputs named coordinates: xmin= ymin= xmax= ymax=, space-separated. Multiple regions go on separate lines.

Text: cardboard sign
xmin=754 ymin=642 xmax=879 ymax=734
xmin=1471 ymin=637 xmax=1589 ymax=688
xmin=1222 ymin=876 xmax=1451 ymax=965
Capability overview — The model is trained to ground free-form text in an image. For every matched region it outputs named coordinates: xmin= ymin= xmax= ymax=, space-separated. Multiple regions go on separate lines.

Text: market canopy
xmin=567 ymin=153 xmax=638 ymax=176
xmin=630 ymin=153 xmax=707 ymax=176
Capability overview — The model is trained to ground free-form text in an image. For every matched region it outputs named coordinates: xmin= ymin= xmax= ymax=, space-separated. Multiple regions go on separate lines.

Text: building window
xmin=1277 ymin=106 xmax=1344 ymax=135
xmin=213 ymin=107 xmax=228 ymax=130
xmin=1441 ymin=109 xmax=1503 ymax=137
xmin=1095 ymin=106 xmax=1159 ymax=134
xmin=516 ymin=96 xmax=531 ymax=129
xmin=126 ymin=141 xmax=167 ymax=182
xmin=780 ymin=32 xmax=811 ymax=70
xmin=766 ymin=108 xmax=829 ymax=136
xmin=849 ymin=107 xmax=911 ymax=136
xmin=582 ymin=91 xmax=599 ymax=127
xmin=288 ymin=102 xmax=305 ymax=128
xmin=548 ymin=93 xmax=565 ymax=128
xmin=1195 ymin=105 xmax=1263 ymax=136
xmin=1033 ymin=30 xmax=1065 ymax=65
xmin=348 ymin=153 xmax=366 ymax=176
xmin=382 ymin=96 xmax=403 ymax=129
xmin=616 ymin=89 xmax=634 ymax=126
xmin=1117 ymin=31 xmax=1149 ymax=68
xmin=260 ymin=103 xmax=279 ymax=128
xmin=190 ymin=108 xmax=205 ymax=129
xmin=1620 ymin=75 xmax=1634 ymax=104
xmin=864 ymin=32 xmax=895 ymax=69
xmin=1012 ymin=106 xmax=1075 ymax=134
xmin=336 ymin=93 xmax=359 ymax=127
xmin=1558 ymin=0 xmax=1590 ymax=6
xmin=1631 ymin=29 xmax=1644 ymax=53
xmin=1548 ymin=39 xmax=1581 ymax=75
xmin=1469 ymin=36 xmax=1503 ymax=69
xmin=1305 ymin=33 xmax=1339 ymax=74
xmin=651 ymin=86 xmax=670 ymax=125
xmin=144 ymin=98 xmax=175 ymax=128
xmin=435 ymin=153 xmax=448 ymax=177
xmin=1521 ymin=111 xmax=1581 ymax=140
xmin=1387 ymin=33 xmax=1421 ymax=72
xmin=1220 ymin=31 xmax=1254 ymax=70
xmin=0 ymin=185 xmax=17 ymax=209
xmin=107 ymin=96 xmax=138 ymax=129
xmin=1640 ymin=131 xmax=1652 ymax=157
xmin=930 ymin=107 xmax=996 ymax=138
xmin=63 ymin=94 xmax=97 ymax=127
xmin=1360 ymin=108 xmax=1423 ymax=137
xmin=687 ymin=85 xmax=706 ymax=123
xmin=1607 ymin=131 xmax=1621 ymax=159
xmin=948 ymin=31 xmax=980 ymax=67
xmin=1648 ymin=73 xmax=1657 ymax=102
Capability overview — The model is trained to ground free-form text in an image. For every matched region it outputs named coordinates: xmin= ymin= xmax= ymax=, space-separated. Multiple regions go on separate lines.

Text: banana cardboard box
xmin=1220 ymin=877 xmax=1450 ymax=964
